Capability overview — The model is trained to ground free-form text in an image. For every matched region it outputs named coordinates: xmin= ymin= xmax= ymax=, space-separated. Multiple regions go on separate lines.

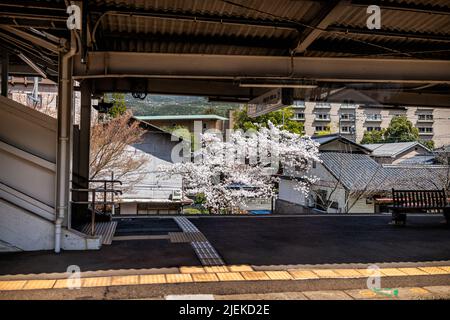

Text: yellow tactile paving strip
xmin=0 ymin=265 xmax=449 ymax=292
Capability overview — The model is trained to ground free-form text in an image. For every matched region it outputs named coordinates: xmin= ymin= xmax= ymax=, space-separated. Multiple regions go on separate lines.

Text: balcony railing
xmin=365 ymin=117 xmax=382 ymax=122
xmin=314 ymin=117 xmax=331 ymax=122
xmin=314 ymin=104 xmax=331 ymax=109
xmin=416 ymin=118 xmax=434 ymax=123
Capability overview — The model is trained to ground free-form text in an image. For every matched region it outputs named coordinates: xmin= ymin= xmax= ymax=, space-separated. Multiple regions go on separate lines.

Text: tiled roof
xmin=319 ymin=152 xmax=448 ymax=192
xmin=381 ymin=165 xmax=448 ymax=191
xmin=398 ymin=155 xmax=436 ymax=165
xmin=311 ymin=134 xmax=341 ymax=145
xmin=312 ymin=134 xmax=372 ymax=153
xmin=319 ymin=152 xmax=380 ymax=190
xmin=362 ymin=142 xmax=430 ymax=157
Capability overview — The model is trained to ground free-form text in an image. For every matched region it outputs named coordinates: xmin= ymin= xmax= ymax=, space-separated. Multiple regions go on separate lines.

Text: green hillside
xmin=119 ymin=94 xmax=241 ymax=117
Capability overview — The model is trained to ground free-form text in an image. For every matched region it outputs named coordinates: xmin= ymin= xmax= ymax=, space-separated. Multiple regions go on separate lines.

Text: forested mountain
xmin=121 ymin=94 xmax=241 ymax=117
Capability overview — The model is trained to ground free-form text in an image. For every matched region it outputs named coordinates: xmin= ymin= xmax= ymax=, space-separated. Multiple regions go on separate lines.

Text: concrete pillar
xmin=79 ymin=80 xmax=91 ymax=189
xmin=72 ymin=80 xmax=91 ymax=223
xmin=1 ymin=50 xmax=8 ymax=97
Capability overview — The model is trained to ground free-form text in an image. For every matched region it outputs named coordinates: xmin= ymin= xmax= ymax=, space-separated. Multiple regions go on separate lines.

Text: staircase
xmin=0 ymin=96 xmax=101 ymax=252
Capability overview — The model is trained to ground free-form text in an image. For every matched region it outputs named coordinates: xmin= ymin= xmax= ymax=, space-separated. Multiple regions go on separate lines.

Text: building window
xmin=340 ymin=113 xmax=353 ymax=120
xmin=366 ymin=114 xmax=382 ymax=121
xmin=294 ymin=112 xmax=305 ymax=120
xmin=341 ymin=126 xmax=350 ymax=133
xmin=418 ymin=127 xmax=433 ymax=133
xmin=315 ymin=126 xmax=330 ymax=132
xmin=315 ymin=113 xmax=330 ymax=120
xmin=315 ymin=103 xmax=331 ymax=109
xmin=367 ymin=127 xmax=382 ymax=132
xmin=418 ymin=114 xmax=433 ymax=121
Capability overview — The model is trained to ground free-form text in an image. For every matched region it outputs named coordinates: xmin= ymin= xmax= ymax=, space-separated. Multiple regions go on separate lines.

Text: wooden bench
xmin=389 ymin=189 xmax=450 ymax=225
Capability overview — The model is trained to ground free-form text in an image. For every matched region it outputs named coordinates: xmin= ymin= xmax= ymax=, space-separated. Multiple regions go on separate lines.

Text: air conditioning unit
xmin=172 ymin=189 xmax=182 ymax=201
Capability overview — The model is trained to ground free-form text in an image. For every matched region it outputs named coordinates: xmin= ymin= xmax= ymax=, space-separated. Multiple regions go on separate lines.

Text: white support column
xmin=55 ymin=41 xmax=76 ymax=253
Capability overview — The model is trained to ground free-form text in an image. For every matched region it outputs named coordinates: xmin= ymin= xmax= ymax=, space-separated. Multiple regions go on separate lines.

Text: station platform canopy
xmin=1 ymin=0 xmax=450 ymax=106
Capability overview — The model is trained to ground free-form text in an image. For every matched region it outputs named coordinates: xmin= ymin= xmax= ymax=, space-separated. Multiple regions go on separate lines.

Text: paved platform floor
xmin=0 ymin=215 xmax=449 ymax=277
xmin=191 ymin=215 xmax=450 ymax=266
xmin=0 ymin=240 xmax=198 ymax=276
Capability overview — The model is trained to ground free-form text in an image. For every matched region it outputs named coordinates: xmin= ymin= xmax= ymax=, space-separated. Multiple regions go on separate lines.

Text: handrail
xmin=70 ymin=175 xmax=122 ymax=236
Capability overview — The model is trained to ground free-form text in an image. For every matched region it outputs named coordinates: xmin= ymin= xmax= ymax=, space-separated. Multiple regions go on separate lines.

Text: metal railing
xmin=71 ymin=175 xmax=122 ymax=236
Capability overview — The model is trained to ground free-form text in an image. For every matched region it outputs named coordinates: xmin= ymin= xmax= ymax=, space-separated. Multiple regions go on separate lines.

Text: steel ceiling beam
xmin=74 ymin=52 xmax=450 ymax=84
xmin=87 ymin=77 xmax=450 ymax=107
xmin=294 ymin=0 xmax=350 ymax=53
xmin=99 ymin=32 xmax=294 ymax=51
xmin=90 ymin=78 xmax=268 ymax=99
xmin=89 ymin=6 xmax=300 ymax=31
xmin=324 ymin=88 xmax=450 ymax=107
xmin=351 ymin=0 xmax=450 ymax=15
xmin=0 ymin=26 xmax=61 ymax=52
xmin=327 ymin=26 xmax=450 ymax=43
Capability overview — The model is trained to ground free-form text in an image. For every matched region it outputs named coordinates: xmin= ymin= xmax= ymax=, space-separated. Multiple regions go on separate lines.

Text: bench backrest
xmin=392 ymin=189 xmax=447 ymax=209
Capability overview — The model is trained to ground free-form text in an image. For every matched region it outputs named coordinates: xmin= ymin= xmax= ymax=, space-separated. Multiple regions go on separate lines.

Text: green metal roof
xmin=135 ymin=114 xmax=228 ymax=121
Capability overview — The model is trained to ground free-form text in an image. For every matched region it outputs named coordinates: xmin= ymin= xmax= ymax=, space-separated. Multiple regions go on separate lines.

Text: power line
xmin=219 ymin=0 xmax=419 ymax=58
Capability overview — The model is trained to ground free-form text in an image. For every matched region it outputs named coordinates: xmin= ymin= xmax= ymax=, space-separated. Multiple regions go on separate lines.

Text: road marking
xmin=1 ymin=265 xmax=449 ymax=291
xmin=82 ymin=276 xmax=111 ymax=287
xmin=22 ymin=279 xmax=56 ymax=290
xmin=0 ymin=280 xmax=26 ymax=291
xmin=312 ymin=269 xmax=340 ymax=278
xmin=419 ymin=267 xmax=448 ymax=275
xmin=180 ymin=266 xmax=205 ymax=274
xmin=397 ymin=267 xmax=429 ymax=276
xmin=265 ymin=271 xmax=293 ymax=280
xmin=139 ymin=274 xmax=166 ymax=285
xmin=111 ymin=275 xmax=139 ymax=286
xmin=380 ymin=268 xmax=407 ymax=276
xmin=204 ymin=266 xmax=229 ymax=273
xmin=166 ymin=274 xmax=193 ymax=284
xmin=227 ymin=265 xmax=253 ymax=272
xmin=192 ymin=273 xmax=219 ymax=282
xmin=241 ymin=271 xmax=271 ymax=281
xmin=216 ymin=272 xmax=245 ymax=281
xmin=334 ymin=269 xmax=366 ymax=278
xmin=288 ymin=270 xmax=320 ymax=280
xmin=53 ymin=279 xmax=72 ymax=289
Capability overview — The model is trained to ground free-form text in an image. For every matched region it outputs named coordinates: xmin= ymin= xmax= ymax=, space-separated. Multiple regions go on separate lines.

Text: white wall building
xmin=277 ymin=135 xmax=449 ymax=214
xmin=291 ymin=101 xmax=450 ymax=148
xmin=119 ymin=121 xmax=192 ymax=215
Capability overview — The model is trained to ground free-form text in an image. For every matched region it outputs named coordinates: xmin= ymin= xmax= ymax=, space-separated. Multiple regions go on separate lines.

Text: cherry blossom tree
xmin=159 ymin=122 xmax=320 ymax=214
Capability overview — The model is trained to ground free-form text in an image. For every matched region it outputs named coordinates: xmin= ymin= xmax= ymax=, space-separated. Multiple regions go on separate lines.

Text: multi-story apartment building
xmin=291 ymin=101 xmax=450 ymax=148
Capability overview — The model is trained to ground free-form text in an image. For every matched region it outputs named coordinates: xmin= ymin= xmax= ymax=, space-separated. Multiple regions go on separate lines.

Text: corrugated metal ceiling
xmin=92 ymin=0 xmax=450 ymax=57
